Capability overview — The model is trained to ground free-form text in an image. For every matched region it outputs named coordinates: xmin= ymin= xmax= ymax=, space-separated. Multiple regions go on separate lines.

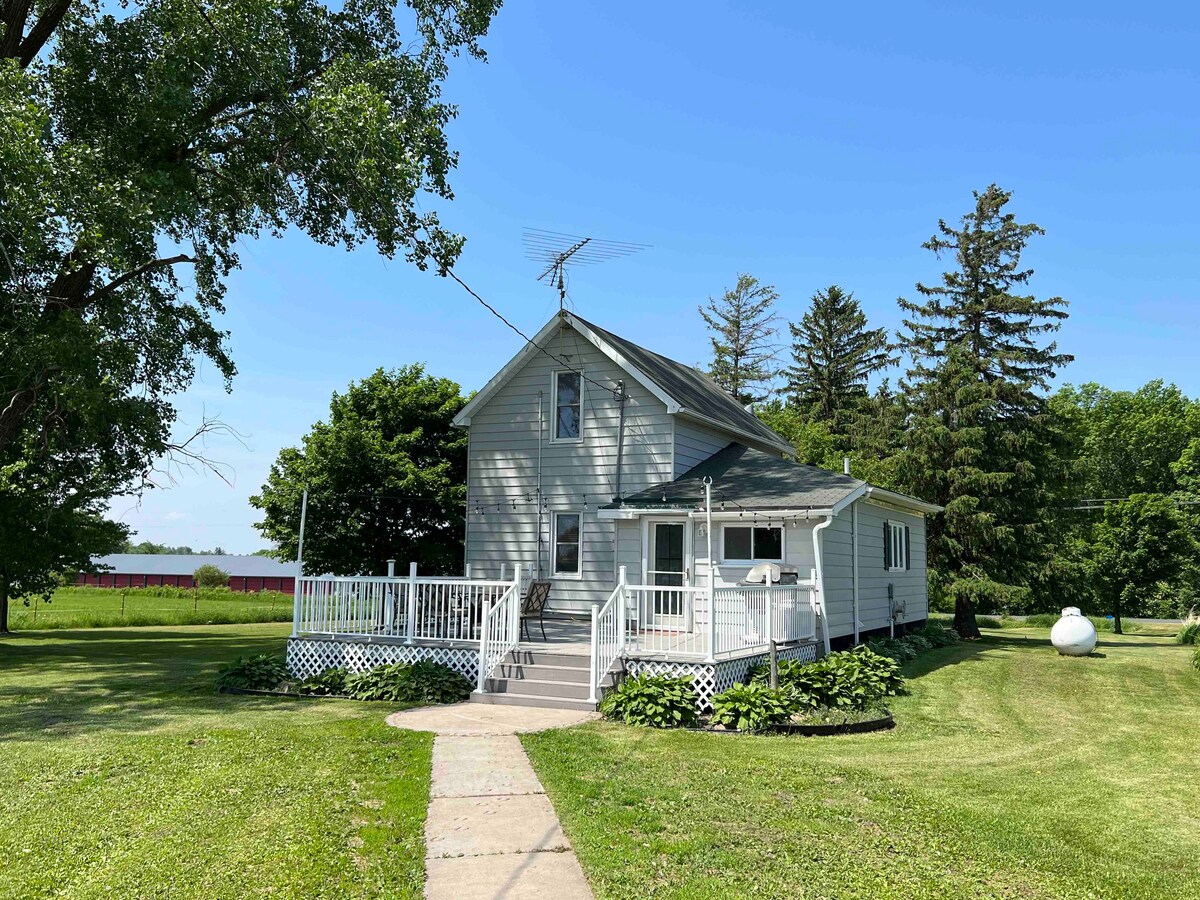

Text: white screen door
xmin=648 ymin=522 xmax=687 ymax=628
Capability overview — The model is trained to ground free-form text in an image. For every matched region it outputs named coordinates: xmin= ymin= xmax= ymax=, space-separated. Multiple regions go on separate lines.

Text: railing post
xmin=705 ymin=583 xmax=717 ymax=664
xmin=465 ymin=563 xmax=472 ymax=580
xmin=291 ymin=577 xmax=303 ymax=637
xmin=588 ymin=603 xmax=600 ymax=704
xmin=500 ymin=563 xmax=506 ymax=583
xmin=766 ymin=585 xmax=775 ymax=646
xmin=617 ymin=565 xmax=627 ymax=649
xmin=477 ymin=596 xmax=491 ymax=694
xmin=510 ymin=563 xmax=522 ymax=645
xmin=406 ymin=562 xmax=418 ymax=645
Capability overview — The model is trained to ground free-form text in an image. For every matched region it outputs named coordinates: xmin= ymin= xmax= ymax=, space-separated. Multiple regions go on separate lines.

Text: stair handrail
xmin=589 ymin=565 xmax=627 ymax=704
xmin=477 ymin=563 xmax=522 ymax=694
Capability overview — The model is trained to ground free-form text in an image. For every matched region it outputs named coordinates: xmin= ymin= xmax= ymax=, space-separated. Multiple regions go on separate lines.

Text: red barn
xmin=78 ymin=554 xmax=296 ymax=593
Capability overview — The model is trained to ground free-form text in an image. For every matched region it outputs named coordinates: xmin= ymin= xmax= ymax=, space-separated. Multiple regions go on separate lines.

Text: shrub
xmin=865 ymin=637 xmax=918 ymax=663
xmin=216 ymin=654 xmax=288 ymax=691
xmin=919 ymin=623 xmax=960 ymax=647
xmin=751 ymin=647 xmax=903 ymax=711
xmin=344 ymin=663 xmax=412 ymax=702
xmin=297 ymin=667 xmax=349 ymax=696
xmin=903 ymin=633 xmax=933 ymax=654
xmin=710 ymin=683 xmax=797 ymax=733
xmin=193 ymin=564 xmax=230 ymax=589
xmin=1194 ymin=646 xmax=1200 ymax=672
xmin=1177 ymin=609 xmax=1200 ymax=645
xmin=600 ymin=674 xmax=699 ymax=728
xmin=393 ymin=660 xmax=473 ymax=704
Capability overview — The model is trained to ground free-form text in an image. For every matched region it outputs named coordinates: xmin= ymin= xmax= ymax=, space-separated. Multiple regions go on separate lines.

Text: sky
xmin=114 ymin=1 xmax=1200 ymax=553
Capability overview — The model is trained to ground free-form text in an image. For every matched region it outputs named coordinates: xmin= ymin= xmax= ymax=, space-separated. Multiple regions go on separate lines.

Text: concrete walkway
xmin=388 ymin=703 xmax=598 ymax=900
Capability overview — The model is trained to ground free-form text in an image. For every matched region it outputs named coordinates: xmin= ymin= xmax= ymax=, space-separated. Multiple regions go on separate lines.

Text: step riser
xmin=484 ymin=679 xmax=594 ymax=700
xmin=508 ymin=650 xmax=595 ymax=668
xmin=495 ymin=664 xmax=593 ymax=684
xmin=470 ymin=692 xmax=598 ymax=712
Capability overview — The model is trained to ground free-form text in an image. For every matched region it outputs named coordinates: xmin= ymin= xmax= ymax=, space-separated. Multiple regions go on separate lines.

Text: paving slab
xmin=430 ymin=735 xmax=544 ymax=799
xmin=426 ymin=794 xmax=569 ymax=858
xmin=425 ymin=851 xmax=593 ymax=900
xmin=387 ymin=701 xmax=597 ymax=736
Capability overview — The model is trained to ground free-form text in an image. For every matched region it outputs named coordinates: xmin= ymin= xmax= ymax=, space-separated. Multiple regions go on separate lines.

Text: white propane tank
xmin=1051 ymin=607 xmax=1097 ymax=656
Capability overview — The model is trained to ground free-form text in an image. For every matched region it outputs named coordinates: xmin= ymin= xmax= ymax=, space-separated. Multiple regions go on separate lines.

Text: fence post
xmin=406 ymin=562 xmax=418 ymax=645
xmin=588 ymin=603 xmax=600 ymax=705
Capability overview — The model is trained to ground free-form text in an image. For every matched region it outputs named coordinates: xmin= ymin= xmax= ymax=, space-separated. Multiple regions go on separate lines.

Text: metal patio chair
xmin=520 ymin=580 xmax=552 ymax=642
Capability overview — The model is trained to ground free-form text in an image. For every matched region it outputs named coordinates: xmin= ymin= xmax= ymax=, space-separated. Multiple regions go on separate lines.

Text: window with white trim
xmin=553 ymin=371 xmax=583 ymax=441
xmin=552 ymin=511 xmax=582 ymax=577
xmin=721 ymin=525 xmax=783 ymax=562
xmin=885 ymin=520 xmax=909 ymax=572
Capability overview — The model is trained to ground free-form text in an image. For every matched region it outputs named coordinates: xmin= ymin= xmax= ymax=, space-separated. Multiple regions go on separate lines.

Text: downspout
xmin=537 ymin=391 xmax=545 ymax=578
xmin=613 ymin=380 xmax=626 ymax=502
xmin=812 ymin=514 xmax=834 ymax=655
xmin=852 ymin=502 xmax=860 ymax=645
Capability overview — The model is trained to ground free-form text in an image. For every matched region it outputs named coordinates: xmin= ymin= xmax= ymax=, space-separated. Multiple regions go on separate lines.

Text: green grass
xmin=6 ymin=586 xmax=294 ymax=630
xmin=525 ymin=629 xmax=1200 ymax=899
xmin=0 ymin=624 xmax=430 ymax=899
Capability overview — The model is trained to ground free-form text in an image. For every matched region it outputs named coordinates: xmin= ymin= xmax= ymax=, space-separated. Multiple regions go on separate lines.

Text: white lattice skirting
xmin=625 ymin=642 xmax=819 ymax=711
xmin=287 ymin=636 xmax=479 ymax=682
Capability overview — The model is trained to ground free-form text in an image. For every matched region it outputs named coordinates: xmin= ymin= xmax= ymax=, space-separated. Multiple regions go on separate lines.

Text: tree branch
xmin=15 ymin=0 xmax=71 ymax=68
xmin=83 ymin=254 xmax=194 ymax=306
xmin=0 ymin=0 xmax=31 ymax=60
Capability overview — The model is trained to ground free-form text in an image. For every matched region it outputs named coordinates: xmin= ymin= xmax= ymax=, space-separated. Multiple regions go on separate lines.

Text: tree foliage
xmin=192 ymin=563 xmax=230 ymax=588
xmin=1 ymin=0 xmax=499 ymax=608
xmin=251 ymin=365 xmax=467 ymax=576
xmin=699 ymin=274 xmax=780 ymax=405
xmin=785 ymin=284 xmax=894 ymax=436
xmin=897 ymin=185 xmax=1072 ymax=637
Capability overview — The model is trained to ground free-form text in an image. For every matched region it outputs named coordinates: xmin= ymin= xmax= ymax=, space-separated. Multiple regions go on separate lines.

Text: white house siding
xmin=464 ymin=323 xmax=675 ymax=613
xmin=824 ymin=499 xmax=928 ymax=639
xmin=673 ymin=419 xmax=732 ymax=478
xmin=693 ymin=519 xmax=818 ymax=589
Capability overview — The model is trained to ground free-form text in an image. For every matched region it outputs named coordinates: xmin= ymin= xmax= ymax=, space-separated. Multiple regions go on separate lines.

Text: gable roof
xmin=604 ymin=443 xmax=942 ymax=515
xmin=452 ymin=311 xmax=794 ymax=455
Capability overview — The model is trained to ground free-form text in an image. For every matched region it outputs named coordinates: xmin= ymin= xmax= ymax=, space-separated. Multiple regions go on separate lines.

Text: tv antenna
xmin=523 ymin=228 xmax=649 ymax=310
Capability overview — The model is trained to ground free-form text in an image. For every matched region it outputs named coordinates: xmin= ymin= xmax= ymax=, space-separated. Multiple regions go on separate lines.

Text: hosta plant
xmin=297 ymin=667 xmax=349 ymax=696
xmin=215 ymin=654 xmax=289 ymax=691
xmin=600 ymin=674 xmax=699 ymax=728
xmin=711 ymin=683 xmax=797 ymax=733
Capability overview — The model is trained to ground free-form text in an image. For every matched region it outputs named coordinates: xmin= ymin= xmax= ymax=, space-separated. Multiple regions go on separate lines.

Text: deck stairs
xmin=469 ymin=646 xmax=616 ymax=712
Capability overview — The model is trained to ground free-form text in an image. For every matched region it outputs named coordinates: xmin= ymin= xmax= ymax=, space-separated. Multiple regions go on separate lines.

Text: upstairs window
xmin=885 ymin=520 xmax=910 ymax=571
xmin=553 ymin=371 xmax=583 ymax=441
xmin=722 ymin=525 xmax=783 ymax=562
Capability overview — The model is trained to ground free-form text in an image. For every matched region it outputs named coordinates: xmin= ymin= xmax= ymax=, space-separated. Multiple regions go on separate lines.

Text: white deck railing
xmin=620 ymin=579 xmax=818 ymax=661
xmin=478 ymin=566 xmax=521 ymax=692
xmin=293 ymin=568 xmax=515 ymax=645
xmin=589 ymin=568 xmax=628 ymax=702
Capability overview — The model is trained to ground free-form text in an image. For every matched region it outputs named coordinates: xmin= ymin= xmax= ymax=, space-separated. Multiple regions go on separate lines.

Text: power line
xmin=181 ymin=0 xmax=625 ymax=402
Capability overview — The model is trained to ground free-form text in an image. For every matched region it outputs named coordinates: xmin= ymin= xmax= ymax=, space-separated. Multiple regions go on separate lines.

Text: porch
xmin=288 ymin=564 xmax=822 ymax=709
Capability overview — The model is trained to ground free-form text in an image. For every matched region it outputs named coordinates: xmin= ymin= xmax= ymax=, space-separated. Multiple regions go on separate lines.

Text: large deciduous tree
xmin=1 ymin=0 xmax=498 ymax=602
xmin=251 ymin=366 xmax=467 ymax=576
xmin=699 ymin=274 xmax=780 ymax=406
xmin=785 ymin=285 xmax=894 ymax=437
xmin=897 ymin=185 xmax=1072 ymax=638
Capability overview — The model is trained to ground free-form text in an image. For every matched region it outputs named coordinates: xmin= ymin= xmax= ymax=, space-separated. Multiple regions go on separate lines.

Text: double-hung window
xmin=553 ymin=512 xmax=582 ymax=577
xmin=721 ymin=525 xmax=784 ymax=563
xmin=553 ymin=371 xmax=583 ymax=441
xmin=884 ymin=520 xmax=909 ymax=571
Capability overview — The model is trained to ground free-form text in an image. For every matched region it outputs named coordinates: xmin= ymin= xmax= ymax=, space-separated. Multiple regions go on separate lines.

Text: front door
xmin=648 ymin=521 xmax=688 ymax=628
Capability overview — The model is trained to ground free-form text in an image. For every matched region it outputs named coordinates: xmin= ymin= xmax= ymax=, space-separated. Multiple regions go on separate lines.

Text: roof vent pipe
xmin=843 ymin=457 xmax=851 ymax=476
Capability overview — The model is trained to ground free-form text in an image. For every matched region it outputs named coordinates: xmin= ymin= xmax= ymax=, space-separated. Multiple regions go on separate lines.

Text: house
xmin=79 ymin=554 xmax=296 ymax=592
xmin=287 ymin=311 xmax=941 ymax=710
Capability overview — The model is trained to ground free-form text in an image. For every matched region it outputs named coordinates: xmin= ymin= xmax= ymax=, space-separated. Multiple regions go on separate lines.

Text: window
xmin=553 ymin=512 xmax=582 ymax=577
xmin=722 ymin=525 xmax=783 ymax=562
xmin=553 ymin=371 xmax=582 ymax=441
xmin=885 ymin=520 xmax=909 ymax=572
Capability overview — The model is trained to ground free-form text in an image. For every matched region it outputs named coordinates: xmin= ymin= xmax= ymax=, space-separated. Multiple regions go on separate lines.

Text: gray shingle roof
xmin=607 ymin=443 xmax=864 ymax=511
xmin=90 ymin=554 xmax=295 ymax=577
xmin=570 ymin=315 xmax=793 ymax=454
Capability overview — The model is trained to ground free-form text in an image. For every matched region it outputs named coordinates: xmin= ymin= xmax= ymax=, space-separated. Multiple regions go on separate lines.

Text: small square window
xmin=722 ymin=525 xmax=783 ymax=562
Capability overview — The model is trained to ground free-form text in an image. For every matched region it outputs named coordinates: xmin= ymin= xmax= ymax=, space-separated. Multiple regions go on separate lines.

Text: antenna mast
xmin=523 ymin=228 xmax=649 ymax=313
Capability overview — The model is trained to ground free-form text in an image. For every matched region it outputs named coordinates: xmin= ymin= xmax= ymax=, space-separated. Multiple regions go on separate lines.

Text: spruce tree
xmin=699 ymin=274 xmax=780 ymax=405
xmin=785 ymin=285 xmax=894 ymax=438
xmin=898 ymin=185 xmax=1071 ymax=639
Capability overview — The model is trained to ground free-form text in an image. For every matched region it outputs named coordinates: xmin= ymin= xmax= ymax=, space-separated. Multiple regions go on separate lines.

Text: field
xmin=525 ymin=627 xmax=1200 ymax=899
xmin=0 ymin=624 xmax=429 ymax=899
xmin=4 ymin=586 xmax=294 ymax=630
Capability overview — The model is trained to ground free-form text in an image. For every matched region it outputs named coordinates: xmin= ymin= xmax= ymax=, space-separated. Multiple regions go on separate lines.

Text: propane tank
xmin=1051 ymin=607 xmax=1097 ymax=656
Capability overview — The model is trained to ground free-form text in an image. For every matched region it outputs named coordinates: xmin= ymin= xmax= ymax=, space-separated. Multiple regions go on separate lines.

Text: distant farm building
xmin=78 ymin=554 xmax=296 ymax=592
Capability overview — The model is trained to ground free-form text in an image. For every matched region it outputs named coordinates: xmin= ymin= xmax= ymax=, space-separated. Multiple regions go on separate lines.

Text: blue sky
xmin=115 ymin=1 xmax=1200 ymax=552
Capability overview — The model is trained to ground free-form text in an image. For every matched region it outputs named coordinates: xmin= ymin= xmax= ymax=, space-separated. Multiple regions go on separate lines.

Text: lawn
xmin=525 ymin=628 xmax=1200 ymax=899
xmin=5 ymin=586 xmax=294 ymax=630
xmin=0 ymin=624 xmax=430 ymax=899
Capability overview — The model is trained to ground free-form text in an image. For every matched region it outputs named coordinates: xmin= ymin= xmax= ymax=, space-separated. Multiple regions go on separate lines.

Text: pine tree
xmin=699 ymin=274 xmax=780 ymax=405
xmin=897 ymin=185 xmax=1072 ymax=639
xmin=786 ymin=285 xmax=894 ymax=437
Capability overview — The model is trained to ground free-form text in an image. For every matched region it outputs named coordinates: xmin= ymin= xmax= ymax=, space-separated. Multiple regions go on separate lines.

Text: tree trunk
xmin=0 ymin=575 xmax=9 ymax=634
xmin=953 ymin=595 xmax=982 ymax=640
xmin=1112 ymin=593 xmax=1123 ymax=635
